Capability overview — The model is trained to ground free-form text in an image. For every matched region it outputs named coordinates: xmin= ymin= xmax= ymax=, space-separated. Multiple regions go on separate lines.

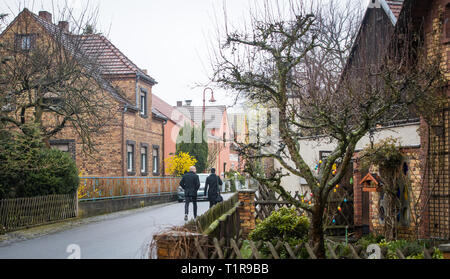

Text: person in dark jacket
xmin=204 ymin=168 xmax=223 ymax=208
xmin=180 ymin=166 xmax=200 ymax=221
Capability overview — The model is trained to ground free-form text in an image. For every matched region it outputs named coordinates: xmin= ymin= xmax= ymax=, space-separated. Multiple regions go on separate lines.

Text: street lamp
xmin=203 ymin=87 xmax=216 ymax=124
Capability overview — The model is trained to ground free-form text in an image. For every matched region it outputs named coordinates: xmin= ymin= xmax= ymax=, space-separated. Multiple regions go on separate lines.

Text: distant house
xmin=152 ymin=94 xmax=196 ymax=174
xmin=174 ymin=101 xmax=236 ymax=176
xmin=0 ymin=9 xmax=167 ymax=177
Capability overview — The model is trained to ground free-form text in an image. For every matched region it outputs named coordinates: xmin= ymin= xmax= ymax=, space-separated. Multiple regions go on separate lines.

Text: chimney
xmin=58 ymin=21 xmax=69 ymax=33
xmin=185 ymin=100 xmax=192 ymax=106
xmin=176 ymin=101 xmax=183 ymax=107
xmin=38 ymin=11 xmax=52 ymax=23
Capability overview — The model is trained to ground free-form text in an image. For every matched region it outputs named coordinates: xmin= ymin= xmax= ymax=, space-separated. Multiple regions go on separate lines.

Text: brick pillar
xmin=419 ymin=117 xmax=430 ymax=239
xmin=238 ymin=189 xmax=257 ymax=238
xmin=154 ymin=231 xmax=207 ymax=259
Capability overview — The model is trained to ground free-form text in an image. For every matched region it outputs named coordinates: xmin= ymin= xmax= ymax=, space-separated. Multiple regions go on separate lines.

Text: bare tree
xmin=211 ymin=0 xmax=445 ymax=258
xmin=0 ymin=3 xmax=123 ymax=153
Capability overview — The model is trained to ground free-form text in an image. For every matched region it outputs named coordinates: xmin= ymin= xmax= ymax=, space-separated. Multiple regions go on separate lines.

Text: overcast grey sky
xmin=0 ymin=0 xmax=369 ymax=110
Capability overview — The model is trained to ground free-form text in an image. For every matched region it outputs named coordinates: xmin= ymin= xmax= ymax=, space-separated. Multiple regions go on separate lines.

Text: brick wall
xmin=353 ymin=147 xmax=423 ymax=239
xmin=420 ymin=0 xmax=450 ymax=239
xmin=238 ymin=189 xmax=257 ymax=238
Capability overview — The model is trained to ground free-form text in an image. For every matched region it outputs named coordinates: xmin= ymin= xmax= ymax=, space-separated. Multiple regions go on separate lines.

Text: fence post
xmin=238 ymin=189 xmax=257 ymax=238
xmin=75 ymin=192 xmax=79 ymax=217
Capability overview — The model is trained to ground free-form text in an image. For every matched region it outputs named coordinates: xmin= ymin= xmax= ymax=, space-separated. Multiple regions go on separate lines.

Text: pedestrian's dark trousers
xmin=185 ymin=196 xmax=198 ymax=217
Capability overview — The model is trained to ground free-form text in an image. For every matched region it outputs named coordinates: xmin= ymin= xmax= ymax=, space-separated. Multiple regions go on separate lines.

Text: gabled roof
xmin=385 ymin=0 xmax=404 ymax=20
xmin=7 ymin=9 xmax=132 ymax=107
xmin=360 ymin=172 xmax=384 ymax=186
xmin=78 ymin=34 xmax=157 ymax=85
xmin=8 ymin=9 xmax=159 ymax=109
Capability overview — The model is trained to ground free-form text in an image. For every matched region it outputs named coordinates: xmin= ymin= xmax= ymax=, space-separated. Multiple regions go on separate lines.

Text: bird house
xmin=360 ymin=173 xmax=384 ymax=192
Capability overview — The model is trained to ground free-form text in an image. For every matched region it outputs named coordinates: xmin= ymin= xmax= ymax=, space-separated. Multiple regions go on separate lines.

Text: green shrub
xmin=0 ymin=126 xmax=79 ymax=199
xmin=356 ymin=236 xmax=443 ymax=259
xmin=18 ymin=148 xmax=79 ymax=197
xmin=249 ymin=208 xmax=310 ymax=258
xmin=356 ymin=234 xmax=385 ymax=250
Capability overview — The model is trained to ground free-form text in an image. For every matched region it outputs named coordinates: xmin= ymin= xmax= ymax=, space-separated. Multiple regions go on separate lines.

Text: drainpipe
xmin=122 ymin=105 xmax=128 ymax=177
xmin=162 ymin=119 xmax=167 ymax=177
xmin=135 ymin=74 xmax=140 ymax=109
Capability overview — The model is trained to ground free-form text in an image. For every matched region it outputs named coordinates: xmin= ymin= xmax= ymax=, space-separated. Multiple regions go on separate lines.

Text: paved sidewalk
xmin=0 ymin=202 xmax=176 ymax=247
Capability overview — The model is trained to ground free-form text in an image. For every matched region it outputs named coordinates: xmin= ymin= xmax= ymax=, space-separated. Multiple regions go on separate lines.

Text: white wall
xmin=274 ymin=123 xmax=420 ymax=193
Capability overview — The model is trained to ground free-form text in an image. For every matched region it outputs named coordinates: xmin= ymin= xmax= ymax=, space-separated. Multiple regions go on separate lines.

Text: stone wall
xmin=78 ymin=194 xmax=177 ymax=218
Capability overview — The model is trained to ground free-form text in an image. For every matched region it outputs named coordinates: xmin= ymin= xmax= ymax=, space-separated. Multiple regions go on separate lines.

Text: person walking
xmin=180 ymin=166 xmax=200 ymax=221
xmin=204 ymin=168 xmax=223 ymax=208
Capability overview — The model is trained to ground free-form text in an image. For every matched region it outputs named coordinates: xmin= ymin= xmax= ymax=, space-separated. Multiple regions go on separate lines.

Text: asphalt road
xmin=0 ymin=194 xmax=233 ymax=259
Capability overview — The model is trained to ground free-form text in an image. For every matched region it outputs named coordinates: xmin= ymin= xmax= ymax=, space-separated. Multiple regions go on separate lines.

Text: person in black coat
xmin=180 ymin=166 xmax=200 ymax=221
xmin=204 ymin=168 xmax=223 ymax=208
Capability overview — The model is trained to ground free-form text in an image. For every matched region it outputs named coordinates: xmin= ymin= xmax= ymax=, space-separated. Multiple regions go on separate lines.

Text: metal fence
xmin=78 ymin=176 xmax=181 ymax=201
xmin=0 ymin=194 xmax=77 ymax=233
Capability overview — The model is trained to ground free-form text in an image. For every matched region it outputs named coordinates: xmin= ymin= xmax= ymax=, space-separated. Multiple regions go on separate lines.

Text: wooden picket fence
xmin=255 ymin=188 xmax=306 ymax=221
xmin=183 ymin=235 xmax=438 ymax=259
xmin=0 ymin=194 xmax=77 ymax=233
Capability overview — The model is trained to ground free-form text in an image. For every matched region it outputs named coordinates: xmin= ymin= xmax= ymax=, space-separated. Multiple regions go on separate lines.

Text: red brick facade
xmin=352 ymin=0 xmax=450 ymax=239
xmin=0 ymin=9 xmax=166 ymax=177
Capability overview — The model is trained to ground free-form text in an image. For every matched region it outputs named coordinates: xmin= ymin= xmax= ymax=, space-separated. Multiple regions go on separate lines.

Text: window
xmin=49 ymin=139 xmax=75 ymax=160
xmin=223 ymin=132 xmax=226 ymax=147
xmin=152 ymin=146 xmax=159 ymax=175
xmin=140 ymin=89 xmax=147 ymax=117
xmin=52 ymin=144 xmax=69 ymax=152
xmin=126 ymin=141 xmax=135 ymax=174
xmin=15 ymin=34 xmax=36 ymax=51
xmin=319 ymin=151 xmax=332 ymax=162
xmin=141 ymin=144 xmax=148 ymax=175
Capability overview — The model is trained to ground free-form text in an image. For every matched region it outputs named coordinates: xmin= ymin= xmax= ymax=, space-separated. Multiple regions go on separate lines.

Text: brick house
xmin=350 ymin=0 xmax=450 ymax=240
xmin=0 ymin=9 xmax=167 ymax=177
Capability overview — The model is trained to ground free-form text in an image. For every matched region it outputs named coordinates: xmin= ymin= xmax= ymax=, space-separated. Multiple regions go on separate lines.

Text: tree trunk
xmin=309 ymin=205 xmax=326 ymax=258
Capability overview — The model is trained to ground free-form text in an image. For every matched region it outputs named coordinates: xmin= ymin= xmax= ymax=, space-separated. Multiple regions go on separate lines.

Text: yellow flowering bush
xmin=165 ymin=152 xmax=197 ymax=177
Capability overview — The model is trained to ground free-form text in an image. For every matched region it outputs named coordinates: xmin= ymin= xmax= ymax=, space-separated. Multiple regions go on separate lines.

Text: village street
xmin=0 ymin=195 xmax=233 ymax=259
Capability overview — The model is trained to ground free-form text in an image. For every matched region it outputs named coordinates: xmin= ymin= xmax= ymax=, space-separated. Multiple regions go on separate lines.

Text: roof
xmin=385 ymin=0 xmax=404 ymax=19
xmin=152 ymin=94 xmax=194 ymax=125
xmin=176 ymin=105 xmax=227 ymax=128
xmin=12 ymin=9 xmax=162 ymax=110
xmin=23 ymin=9 xmax=133 ymax=107
xmin=360 ymin=173 xmax=385 ymax=187
xmin=152 ymin=107 xmax=168 ymax=121
xmin=78 ymin=34 xmax=157 ymax=85
xmin=382 ymin=0 xmax=404 ymax=25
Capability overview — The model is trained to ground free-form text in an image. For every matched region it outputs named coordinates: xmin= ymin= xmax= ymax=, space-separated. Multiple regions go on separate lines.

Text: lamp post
xmin=203 ymin=87 xmax=217 ymax=174
xmin=203 ymin=87 xmax=216 ymax=124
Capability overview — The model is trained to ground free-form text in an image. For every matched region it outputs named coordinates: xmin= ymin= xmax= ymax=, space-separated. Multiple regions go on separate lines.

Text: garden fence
xmin=157 ymin=233 xmax=438 ymax=259
xmin=78 ymin=176 xmax=181 ymax=201
xmin=0 ymin=194 xmax=77 ymax=233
